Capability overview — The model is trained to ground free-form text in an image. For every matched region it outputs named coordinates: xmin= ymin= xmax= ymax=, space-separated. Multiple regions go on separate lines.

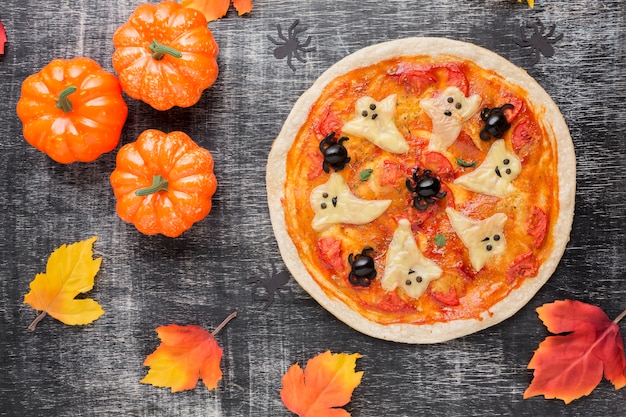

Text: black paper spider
xmin=268 ymin=19 xmax=315 ymax=72
xmin=514 ymin=21 xmax=563 ymax=66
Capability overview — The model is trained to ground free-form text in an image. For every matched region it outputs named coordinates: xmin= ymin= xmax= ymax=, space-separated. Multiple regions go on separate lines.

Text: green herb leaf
xmin=456 ymin=158 xmax=477 ymax=168
xmin=434 ymin=233 xmax=447 ymax=248
xmin=359 ymin=169 xmax=374 ymax=181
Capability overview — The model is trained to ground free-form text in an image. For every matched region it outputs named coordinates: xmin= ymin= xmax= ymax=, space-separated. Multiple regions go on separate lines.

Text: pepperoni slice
xmin=506 ymin=252 xmax=539 ymax=284
xmin=421 ymin=151 xmax=456 ymax=180
xmin=527 ymin=206 xmax=548 ymax=248
xmin=377 ymin=291 xmax=410 ymax=312
xmin=430 ymin=286 xmax=460 ymax=306
xmin=316 ymin=237 xmax=344 ymax=273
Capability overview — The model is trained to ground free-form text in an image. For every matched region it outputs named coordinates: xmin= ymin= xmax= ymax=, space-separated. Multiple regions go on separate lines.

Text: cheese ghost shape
xmin=446 ymin=207 xmax=508 ymax=271
xmin=310 ymin=173 xmax=391 ymax=232
xmin=454 ymin=139 xmax=522 ymax=197
xmin=341 ymin=94 xmax=409 ymax=154
xmin=381 ymin=219 xmax=443 ymax=299
xmin=420 ymin=86 xmax=482 ymax=151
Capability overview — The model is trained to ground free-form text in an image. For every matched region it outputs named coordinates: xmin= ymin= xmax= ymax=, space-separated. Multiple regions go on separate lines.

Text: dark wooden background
xmin=1 ymin=0 xmax=625 ymax=416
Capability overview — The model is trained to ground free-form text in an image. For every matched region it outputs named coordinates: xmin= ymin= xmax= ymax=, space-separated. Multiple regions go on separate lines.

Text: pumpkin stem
xmin=150 ymin=40 xmax=183 ymax=60
xmin=55 ymin=86 xmax=77 ymax=113
xmin=135 ymin=175 xmax=169 ymax=196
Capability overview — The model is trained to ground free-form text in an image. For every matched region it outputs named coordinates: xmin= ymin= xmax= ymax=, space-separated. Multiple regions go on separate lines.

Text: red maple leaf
xmin=524 ymin=300 xmax=626 ymax=403
xmin=0 ymin=18 xmax=7 ymax=55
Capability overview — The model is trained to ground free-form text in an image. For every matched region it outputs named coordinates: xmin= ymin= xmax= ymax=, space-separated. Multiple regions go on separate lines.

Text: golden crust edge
xmin=266 ymin=37 xmax=576 ymax=343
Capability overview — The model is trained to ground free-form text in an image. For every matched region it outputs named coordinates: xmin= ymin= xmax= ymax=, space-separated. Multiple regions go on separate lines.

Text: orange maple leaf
xmin=524 ymin=300 xmax=626 ymax=404
xmin=281 ymin=351 xmax=363 ymax=417
xmin=24 ymin=236 xmax=104 ymax=331
xmin=141 ymin=312 xmax=237 ymax=392
xmin=182 ymin=0 xmax=253 ymax=22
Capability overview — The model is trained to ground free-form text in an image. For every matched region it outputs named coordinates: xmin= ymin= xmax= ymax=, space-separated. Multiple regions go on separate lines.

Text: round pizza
xmin=266 ymin=37 xmax=576 ymax=343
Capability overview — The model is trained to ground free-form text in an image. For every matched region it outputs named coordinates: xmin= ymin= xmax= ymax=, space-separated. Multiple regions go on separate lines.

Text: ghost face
xmin=420 ymin=86 xmax=482 ymax=151
xmin=381 ymin=219 xmax=442 ymax=299
xmin=454 ymin=139 xmax=522 ymax=197
xmin=310 ymin=173 xmax=391 ymax=231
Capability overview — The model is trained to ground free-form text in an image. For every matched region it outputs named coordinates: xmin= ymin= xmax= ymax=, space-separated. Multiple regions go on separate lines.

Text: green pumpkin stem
xmin=150 ymin=40 xmax=183 ymax=60
xmin=135 ymin=175 xmax=169 ymax=196
xmin=55 ymin=86 xmax=77 ymax=113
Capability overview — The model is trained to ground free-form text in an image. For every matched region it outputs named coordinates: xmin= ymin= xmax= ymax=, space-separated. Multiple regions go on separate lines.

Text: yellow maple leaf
xmin=519 ymin=0 xmax=535 ymax=7
xmin=24 ymin=236 xmax=104 ymax=330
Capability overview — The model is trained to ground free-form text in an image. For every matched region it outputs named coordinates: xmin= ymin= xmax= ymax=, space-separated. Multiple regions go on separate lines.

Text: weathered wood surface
xmin=0 ymin=0 xmax=625 ymax=415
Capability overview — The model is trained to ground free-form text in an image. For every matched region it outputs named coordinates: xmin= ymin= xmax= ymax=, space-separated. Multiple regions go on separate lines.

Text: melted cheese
xmin=341 ymin=94 xmax=409 ymax=154
xmin=310 ymin=173 xmax=391 ymax=231
xmin=381 ymin=219 xmax=443 ymax=299
xmin=446 ymin=208 xmax=508 ymax=271
xmin=454 ymin=140 xmax=522 ymax=197
xmin=420 ymin=86 xmax=482 ymax=151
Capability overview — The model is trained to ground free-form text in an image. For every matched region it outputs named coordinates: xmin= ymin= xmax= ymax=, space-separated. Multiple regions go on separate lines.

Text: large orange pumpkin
xmin=16 ymin=57 xmax=128 ymax=164
xmin=112 ymin=1 xmax=219 ymax=110
xmin=110 ymin=129 xmax=217 ymax=237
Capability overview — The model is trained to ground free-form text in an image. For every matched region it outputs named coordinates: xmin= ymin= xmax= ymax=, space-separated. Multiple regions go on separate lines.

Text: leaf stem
xmin=28 ymin=311 xmax=47 ymax=331
xmin=613 ymin=308 xmax=626 ymax=324
xmin=55 ymin=85 xmax=77 ymax=113
xmin=150 ymin=39 xmax=182 ymax=60
xmin=212 ymin=311 xmax=237 ymax=336
xmin=135 ymin=175 xmax=168 ymax=196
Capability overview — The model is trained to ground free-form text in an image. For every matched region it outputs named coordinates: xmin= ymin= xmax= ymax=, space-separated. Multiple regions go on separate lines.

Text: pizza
xmin=266 ymin=37 xmax=576 ymax=343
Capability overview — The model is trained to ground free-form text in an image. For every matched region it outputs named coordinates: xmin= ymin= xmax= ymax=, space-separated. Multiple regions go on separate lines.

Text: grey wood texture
xmin=0 ymin=0 xmax=625 ymax=416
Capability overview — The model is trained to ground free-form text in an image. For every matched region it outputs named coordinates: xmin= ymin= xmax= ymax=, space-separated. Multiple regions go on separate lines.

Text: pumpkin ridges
xmin=110 ymin=129 xmax=217 ymax=237
xmin=112 ymin=0 xmax=219 ymax=110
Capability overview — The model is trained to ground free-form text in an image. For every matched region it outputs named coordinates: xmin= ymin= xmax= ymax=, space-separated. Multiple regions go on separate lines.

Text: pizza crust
xmin=266 ymin=37 xmax=576 ymax=343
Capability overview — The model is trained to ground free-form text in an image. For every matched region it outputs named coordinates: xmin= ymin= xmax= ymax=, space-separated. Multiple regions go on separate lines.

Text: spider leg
xmin=436 ymin=191 xmax=447 ymax=199
xmin=413 ymin=198 xmax=428 ymax=211
xmin=286 ymin=53 xmax=296 ymax=72
xmin=528 ymin=49 xmax=540 ymax=66
xmin=293 ymin=49 xmax=307 ymax=64
xmin=267 ymin=35 xmax=282 ymax=46
xmin=299 ymin=35 xmax=313 ymax=48
xmin=513 ymin=37 xmax=532 ymax=48
xmin=518 ymin=47 xmax=535 ymax=57
xmin=288 ymin=19 xmax=300 ymax=38
xmin=551 ymin=31 xmax=564 ymax=44
xmin=276 ymin=24 xmax=288 ymax=42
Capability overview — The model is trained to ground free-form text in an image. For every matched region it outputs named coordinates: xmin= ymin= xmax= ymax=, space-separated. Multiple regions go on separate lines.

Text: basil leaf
xmin=434 ymin=233 xmax=447 ymax=248
xmin=359 ymin=169 xmax=374 ymax=181
xmin=456 ymin=157 xmax=477 ymax=168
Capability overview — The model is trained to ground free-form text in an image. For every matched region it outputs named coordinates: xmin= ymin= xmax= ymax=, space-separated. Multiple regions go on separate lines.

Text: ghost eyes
xmin=361 ymin=103 xmax=378 ymax=120
xmin=320 ymin=192 xmax=338 ymax=209
xmin=495 ymin=159 xmax=513 ymax=177
xmin=482 ymin=234 xmax=501 ymax=251
xmin=444 ymin=96 xmax=463 ymax=116
xmin=404 ymin=269 xmax=424 ymax=286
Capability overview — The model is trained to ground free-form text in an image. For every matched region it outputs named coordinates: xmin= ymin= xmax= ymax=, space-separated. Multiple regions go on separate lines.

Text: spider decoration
xmin=348 ymin=247 xmax=377 ymax=287
xmin=514 ymin=21 xmax=563 ymax=66
xmin=267 ymin=19 xmax=315 ymax=72
xmin=406 ymin=168 xmax=447 ymax=211
xmin=480 ymin=103 xmax=514 ymax=141
xmin=319 ymin=132 xmax=350 ymax=173
xmin=247 ymin=268 xmax=292 ymax=310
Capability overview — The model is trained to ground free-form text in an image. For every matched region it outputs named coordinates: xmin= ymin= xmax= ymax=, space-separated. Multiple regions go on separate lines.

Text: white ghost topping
xmin=446 ymin=208 xmax=507 ymax=271
xmin=310 ymin=173 xmax=391 ymax=232
xmin=341 ymin=94 xmax=409 ymax=154
xmin=420 ymin=86 xmax=482 ymax=151
xmin=381 ymin=219 xmax=443 ymax=299
xmin=454 ymin=139 xmax=522 ymax=197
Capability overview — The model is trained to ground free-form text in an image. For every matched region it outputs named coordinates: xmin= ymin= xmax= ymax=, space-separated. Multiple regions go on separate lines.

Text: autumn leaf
xmin=141 ymin=312 xmax=237 ymax=392
xmin=24 ymin=236 xmax=104 ymax=331
xmin=0 ymin=18 xmax=7 ymax=55
xmin=518 ymin=0 xmax=535 ymax=8
xmin=182 ymin=0 xmax=252 ymax=22
xmin=281 ymin=351 xmax=363 ymax=417
xmin=524 ymin=300 xmax=626 ymax=404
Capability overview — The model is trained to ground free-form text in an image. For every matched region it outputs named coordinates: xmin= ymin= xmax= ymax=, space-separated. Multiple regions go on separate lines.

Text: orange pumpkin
xmin=16 ymin=57 xmax=128 ymax=164
xmin=110 ymin=129 xmax=217 ymax=237
xmin=112 ymin=1 xmax=219 ymax=110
